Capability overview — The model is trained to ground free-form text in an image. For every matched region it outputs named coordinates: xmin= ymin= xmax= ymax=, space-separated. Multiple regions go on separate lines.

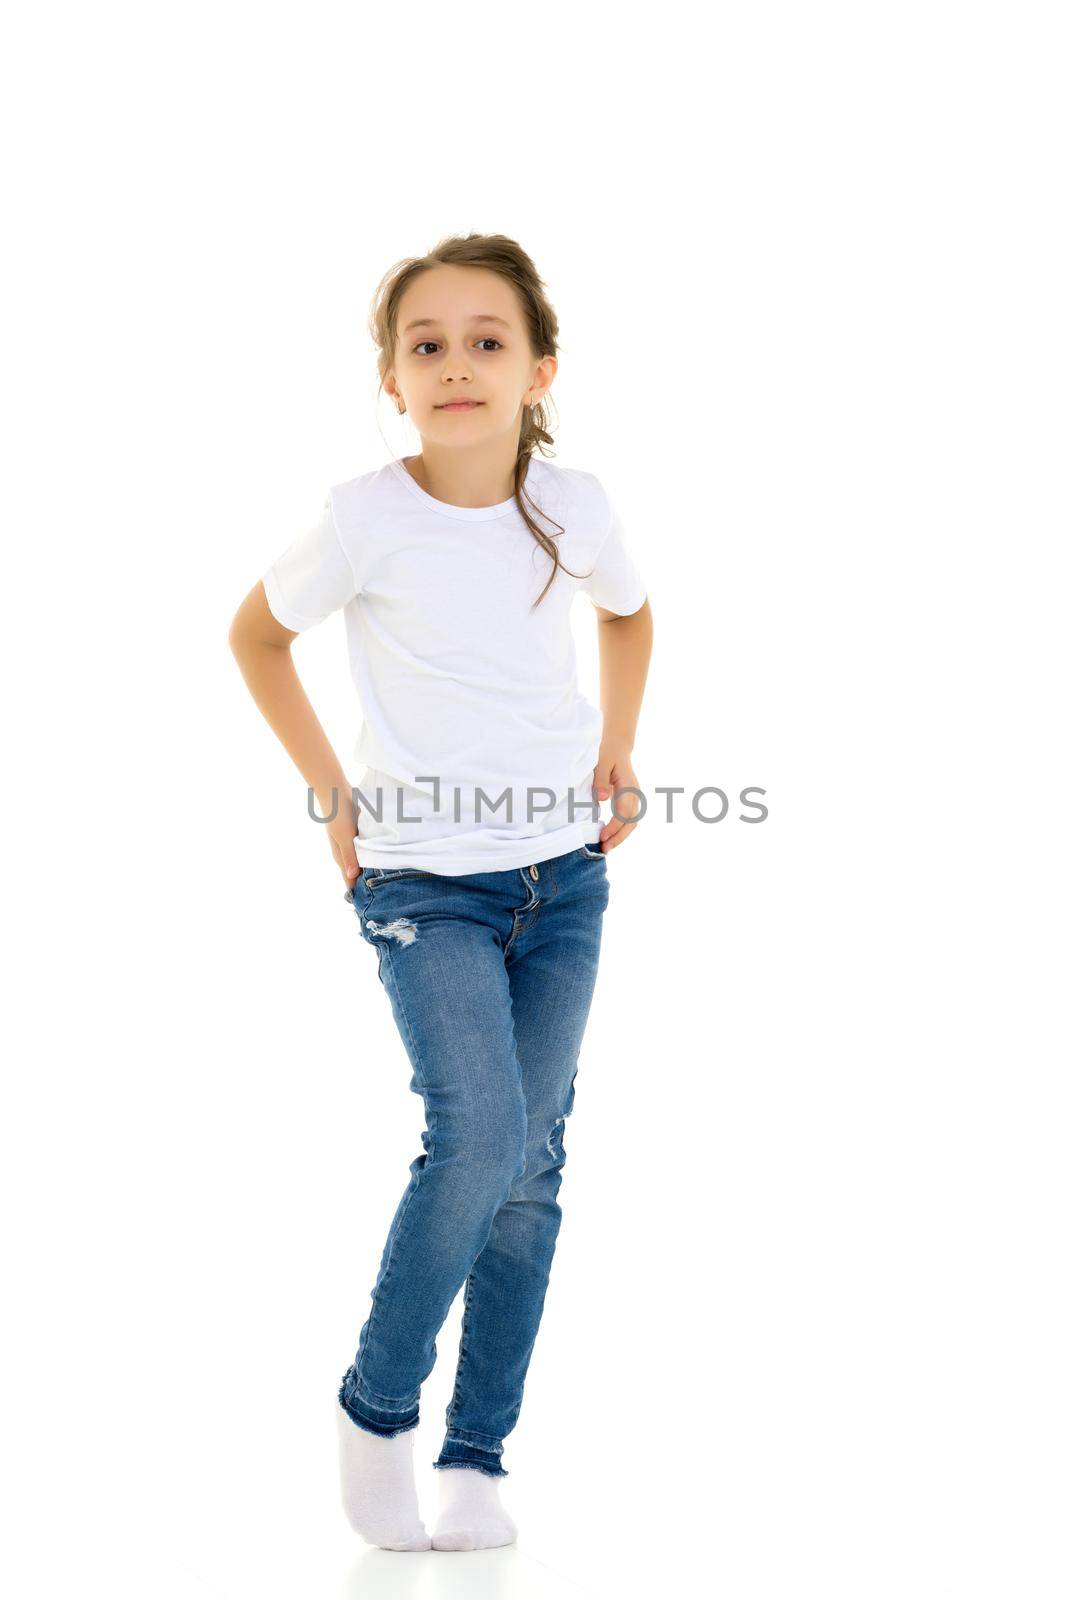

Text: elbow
xmin=227 ymin=612 xmax=261 ymax=660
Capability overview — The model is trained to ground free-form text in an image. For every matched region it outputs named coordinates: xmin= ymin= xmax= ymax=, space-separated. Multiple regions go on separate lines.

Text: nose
xmin=441 ymin=356 xmax=474 ymax=385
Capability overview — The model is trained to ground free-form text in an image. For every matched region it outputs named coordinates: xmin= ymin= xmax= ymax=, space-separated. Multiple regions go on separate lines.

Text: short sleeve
xmin=580 ymin=484 xmax=647 ymax=615
xmin=261 ymin=494 xmax=359 ymax=633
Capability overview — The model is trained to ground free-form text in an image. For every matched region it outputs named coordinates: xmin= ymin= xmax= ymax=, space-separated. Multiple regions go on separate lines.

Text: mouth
xmin=436 ymin=400 xmax=484 ymax=411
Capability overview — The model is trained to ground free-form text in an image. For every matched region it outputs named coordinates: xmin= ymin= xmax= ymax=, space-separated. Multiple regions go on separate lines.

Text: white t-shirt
xmin=262 ymin=454 xmax=646 ymax=875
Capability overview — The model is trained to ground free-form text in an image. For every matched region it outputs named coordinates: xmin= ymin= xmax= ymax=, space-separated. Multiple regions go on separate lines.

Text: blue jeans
xmin=336 ymin=842 xmax=611 ymax=1478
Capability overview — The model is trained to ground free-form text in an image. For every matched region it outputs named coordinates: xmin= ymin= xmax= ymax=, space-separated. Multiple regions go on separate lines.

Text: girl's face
xmin=387 ymin=264 xmax=556 ymax=444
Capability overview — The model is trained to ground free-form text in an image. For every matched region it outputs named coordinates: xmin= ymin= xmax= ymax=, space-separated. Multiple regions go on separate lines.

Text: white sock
xmin=335 ymin=1401 xmax=431 ymax=1552
xmin=431 ymin=1464 xmax=519 ymax=1552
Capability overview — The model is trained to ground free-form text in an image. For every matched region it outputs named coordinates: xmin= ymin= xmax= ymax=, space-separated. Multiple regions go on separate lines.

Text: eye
xmin=412 ymin=338 xmax=504 ymax=355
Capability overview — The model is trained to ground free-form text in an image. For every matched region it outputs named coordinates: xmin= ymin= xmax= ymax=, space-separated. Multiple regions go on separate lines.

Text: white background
xmin=5 ymin=3 xmax=1064 ymax=1597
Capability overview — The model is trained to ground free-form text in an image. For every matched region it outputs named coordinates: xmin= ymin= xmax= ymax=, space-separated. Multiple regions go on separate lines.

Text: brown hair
xmin=368 ymin=232 xmax=591 ymax=609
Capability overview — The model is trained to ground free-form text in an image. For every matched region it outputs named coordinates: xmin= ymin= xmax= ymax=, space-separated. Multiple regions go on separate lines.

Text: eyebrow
xmin=402 ymin=314 xmax=511 ymax=333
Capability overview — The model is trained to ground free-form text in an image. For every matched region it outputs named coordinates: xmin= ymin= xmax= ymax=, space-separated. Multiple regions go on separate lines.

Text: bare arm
xmin=228 ymin=582 xmax=360 ymax=884
xmin=591 ymin=596 xmax=653 ymax=852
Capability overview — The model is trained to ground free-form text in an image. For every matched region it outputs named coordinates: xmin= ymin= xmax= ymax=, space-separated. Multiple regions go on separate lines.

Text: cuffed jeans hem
xmin=337 ymin=1365 xmax=419 ymax=1438
xmin=432 ymin=1431 xmax=509 ymax=1478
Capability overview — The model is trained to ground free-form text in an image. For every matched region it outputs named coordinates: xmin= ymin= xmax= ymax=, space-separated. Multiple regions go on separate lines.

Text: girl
xmin=228 ymin=233 xmax=653 ymax=1553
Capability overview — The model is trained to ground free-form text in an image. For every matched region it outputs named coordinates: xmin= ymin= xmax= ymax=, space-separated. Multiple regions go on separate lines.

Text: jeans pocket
xmin=578 ymin=842 xmax=605 ymax=859
xmin=361 ymin=867 xmax=435 ymax=887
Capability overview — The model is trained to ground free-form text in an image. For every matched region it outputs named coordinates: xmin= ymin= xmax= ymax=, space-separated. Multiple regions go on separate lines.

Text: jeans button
xmin=529 ymin=864 xmax=539 ymax=881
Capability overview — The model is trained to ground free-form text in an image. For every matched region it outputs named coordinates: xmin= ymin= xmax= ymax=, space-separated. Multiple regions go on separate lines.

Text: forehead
xmin=402 ymin=312 xmax=511 ymax=333
xmin=399 ymin=265 xmax=520 ymax=334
